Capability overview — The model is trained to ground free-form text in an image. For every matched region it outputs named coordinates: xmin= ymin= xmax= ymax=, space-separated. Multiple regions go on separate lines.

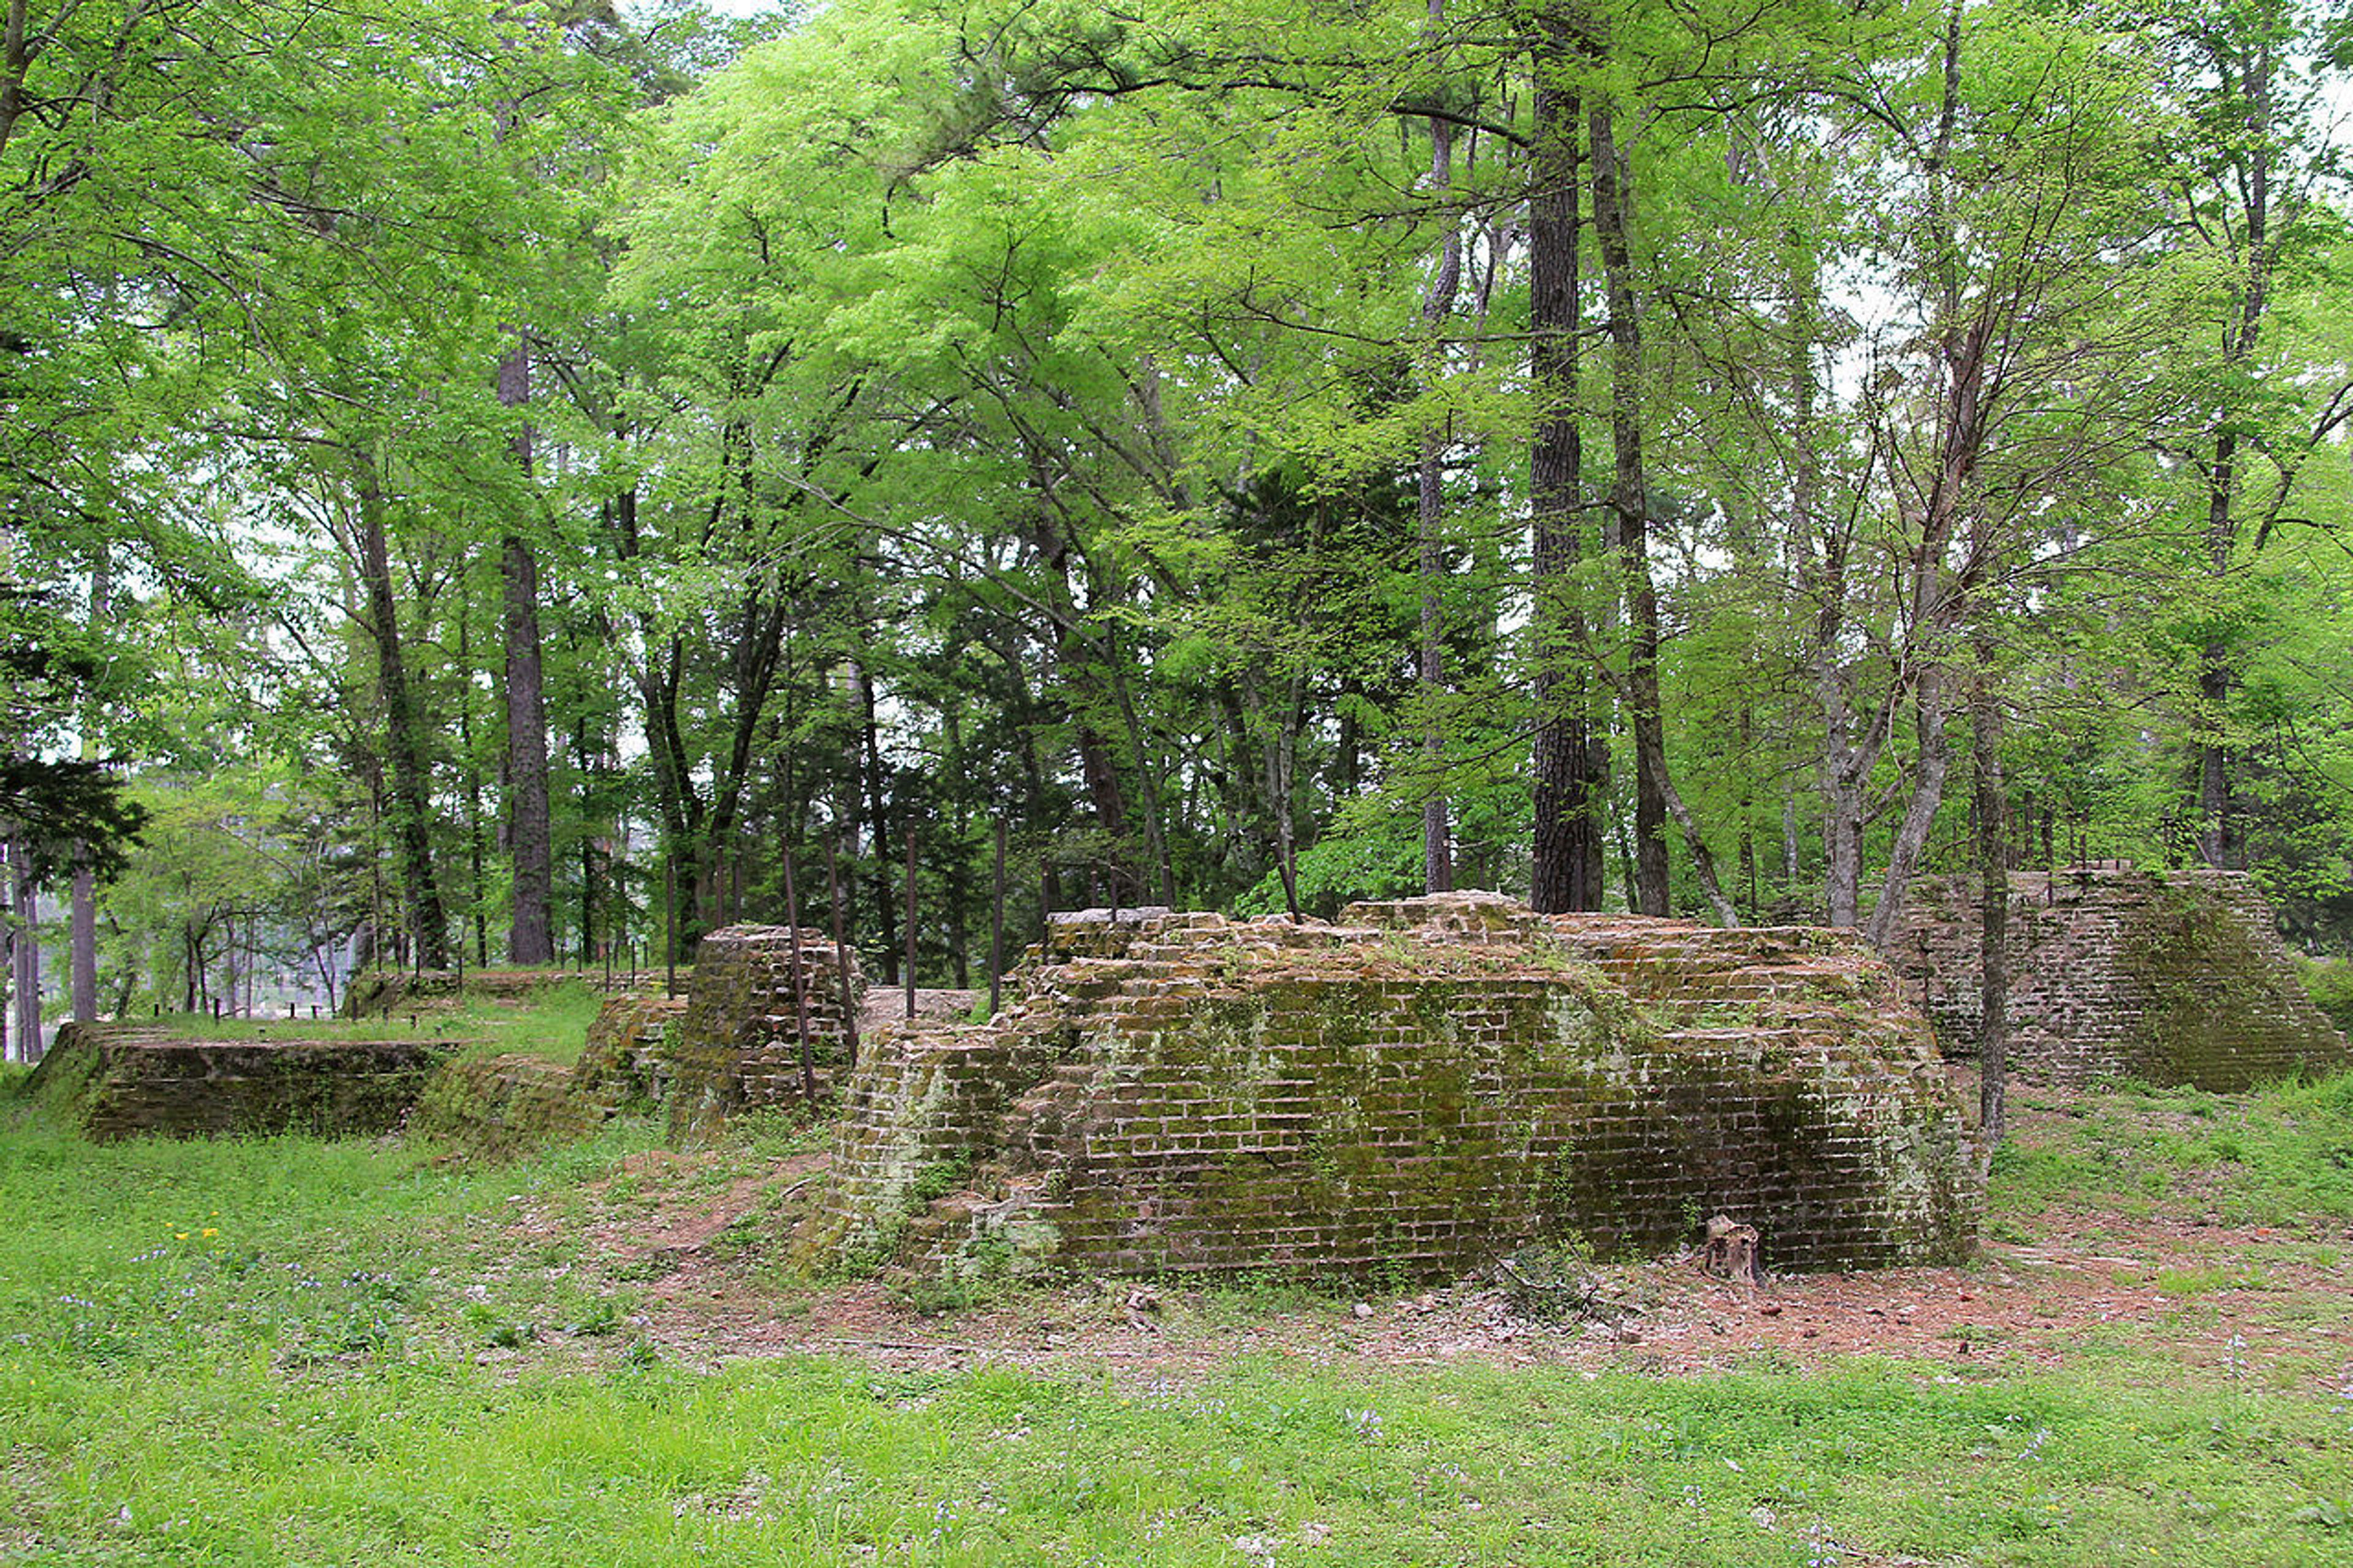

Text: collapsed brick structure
xmin=667 ymin=925 xmax=863 ymax=1140
xmin=797 ymin=893 xmax=1979 ymax=1283
xmin=25 ymin=1023 xmax=461 ymax=1141
xmin=406 ymin=994 xmax=684 ymax=1155
xmin=1893 ymin=866 xmax=2349 ymax=1089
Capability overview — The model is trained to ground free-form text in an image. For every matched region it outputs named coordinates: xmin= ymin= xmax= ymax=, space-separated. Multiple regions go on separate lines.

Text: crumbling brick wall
xmin=667 ymin=925 xmax=863 ymax=1140
xmin=1892 ymin=867 xmax=2349 ymax=1089
xmin=27 ymin=1024 xmax=460 ymax=1142
xmin=404 ymin=994 xmax=686 ymax=1156
xmin=798 ymin=893 xmax=1979 ymax=1282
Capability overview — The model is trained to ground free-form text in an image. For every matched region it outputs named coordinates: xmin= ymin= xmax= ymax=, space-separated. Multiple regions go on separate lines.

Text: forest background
xmin=6 ymin=0 xmax=2352 ymax=1053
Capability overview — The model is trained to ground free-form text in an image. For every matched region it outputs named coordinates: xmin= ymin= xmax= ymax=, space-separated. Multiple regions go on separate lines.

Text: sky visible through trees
xmin=7 ymin=0 xmax=2353 ymax=1056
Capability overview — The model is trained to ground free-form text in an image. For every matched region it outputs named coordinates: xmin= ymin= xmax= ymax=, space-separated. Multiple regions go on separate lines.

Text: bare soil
xmin=518 ymin=1075 xmax=2353 ymax=1399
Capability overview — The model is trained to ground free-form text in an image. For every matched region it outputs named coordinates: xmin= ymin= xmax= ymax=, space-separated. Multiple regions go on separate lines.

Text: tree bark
xmin=1588 ymin=99 xmax=1669 ymax=915
xmin=70 ymin=544 xmax=107 ymax=1021
xmin=353 ymin=452 xmax=450 ymax=969
xmin=858 ymin=662 xmax=900 ymax=982
xmin=12 ymin=839 xmax=39 ymax=1059
xmin=1417 ymin=22 xmax=1461 ymax=896
xmin=500 ymin=333 xmax=555 ymax=964
xmin=1528 ymin=10 xmax=1603 ymax=913
xmin=1971 ymin=644 xmax=2009 ymax=1145
xmin=2195 ymin=29 xmax=2274 ymax=871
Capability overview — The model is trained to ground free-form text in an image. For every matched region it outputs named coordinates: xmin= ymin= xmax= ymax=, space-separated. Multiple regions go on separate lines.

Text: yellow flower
xmin=200 ymin=1228 xmax=218 ymax=1238
xmin=175 ymin=1232 xmax=189 ymax=1240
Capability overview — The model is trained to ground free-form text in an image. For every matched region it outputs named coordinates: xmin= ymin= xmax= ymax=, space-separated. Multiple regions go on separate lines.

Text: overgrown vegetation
xmin=140 ymin=975 xmax=608 ymax=1066
xmin=15 ymin=0 xmax=2353 ymax=1062
xmin=3 ymin=1070 xmax=2351 ymax=1562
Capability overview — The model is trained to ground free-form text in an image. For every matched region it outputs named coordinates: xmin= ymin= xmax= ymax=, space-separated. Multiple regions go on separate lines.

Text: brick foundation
xmin=798 ymin=893 xmax=1979 ymax=1282
xmin=1892 ymin=866 xmax=2350 ymax=1089
xmin=667 ymin=925 xmax=863 ymax=1140
xmin=26 ymin=1023 xmax=461 ymax=1142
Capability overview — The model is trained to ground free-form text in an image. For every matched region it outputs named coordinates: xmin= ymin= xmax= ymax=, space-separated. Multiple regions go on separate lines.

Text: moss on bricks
xmin=1899 ymin=867 xmax=2349 ymax=1089
xmin=808 ymin=892 xmax=1979 ymax=1282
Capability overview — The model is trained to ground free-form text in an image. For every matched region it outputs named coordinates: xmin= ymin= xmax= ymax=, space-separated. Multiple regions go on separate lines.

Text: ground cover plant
xmin=124 ymin=976 xmax=612 ymax=1067
xmin=2 ymin=1066 xmax=2350 ymax=1566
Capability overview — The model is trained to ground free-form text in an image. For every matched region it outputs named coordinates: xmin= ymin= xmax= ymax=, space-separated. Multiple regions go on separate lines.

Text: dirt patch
xmin=520 ymin=1080 xmax=2353 ymax=1399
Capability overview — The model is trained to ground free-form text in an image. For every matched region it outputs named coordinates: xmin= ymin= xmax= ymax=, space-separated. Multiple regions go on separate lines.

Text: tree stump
xmin=1699 ymin=1214 xmax=1761 ymax=1284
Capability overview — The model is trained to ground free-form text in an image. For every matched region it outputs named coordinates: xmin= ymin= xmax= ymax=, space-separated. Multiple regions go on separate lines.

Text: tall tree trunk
xmin=70 ymin=545 xmax=107 ymax=1021
xmin=500 ymin=333 xmax=555 ymax=964
xmin=1528 ymin=11 xmax=1602 ymax=912
xmin=1417 ymin=23 xmax=1462 ymax=896
xmin=2196 ymin=31 xmax=2274 ymax=869
xmin=12 ymin=841 xmax=39 ymax=1059
xmin=1588 ymin=99 xmax=1669 ymax=915
xmin=353 ymin=453 xmax=450 ymax=969
xmin=458 ymin=583 xmax=489 ymax=967
xmin=1863 ymin=1 xmax=1978 ymax=952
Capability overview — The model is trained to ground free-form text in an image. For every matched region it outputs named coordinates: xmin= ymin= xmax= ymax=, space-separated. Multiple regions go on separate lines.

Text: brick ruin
xmin=1892 ymin=866 xmax=2350 ymax=1089
xmin=794 ymin=893 xmax=1980 ymax=1284
xmin=24 ymin=1023 xmax=462 ymax=1142
xmin=406 ymin=994 xmax=684 ymax=1156
xmin=665 ymin=925 xmax=863 ymax=1140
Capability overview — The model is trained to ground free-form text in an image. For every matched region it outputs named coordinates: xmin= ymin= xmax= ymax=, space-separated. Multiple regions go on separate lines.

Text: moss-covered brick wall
xmin=403 ymin=994 xmax=685 ymax=1157
xmin=798 ymin=893 xmax=1979 ymax=1282
xmin=1893 ymin=868 xmax=2351 ymax=1089
xmin=25 ymin=1024 xmax=461 ymax=1142
xmin=667 ymin=925 xmax=864 ymax=1141
xmin=407 ymin=1055 xmax=590 ymax=1156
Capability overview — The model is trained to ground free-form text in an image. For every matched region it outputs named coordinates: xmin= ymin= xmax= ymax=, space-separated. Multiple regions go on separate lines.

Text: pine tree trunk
xmin=500 ymin=335 xmax=555 ymax=964
xmin=354 ymin=453 xmax=450 ymax=969
xmin=1588 ymin=99 xmax=1669 ymax=915
xmin=1527 ymin=19 xmax=1604 ymax=913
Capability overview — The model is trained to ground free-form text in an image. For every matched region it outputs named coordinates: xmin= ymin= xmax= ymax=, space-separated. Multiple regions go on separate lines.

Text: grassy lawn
xmin=2 ymin=1067 xmax=2350 ymax=1565
xmin=129 ymin=975 xmax=611 ymax=1066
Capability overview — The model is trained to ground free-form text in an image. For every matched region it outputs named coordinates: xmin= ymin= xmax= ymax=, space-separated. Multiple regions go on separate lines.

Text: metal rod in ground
xmin=827 ymin=833 xmax=859 ymax=1069
xmin=990 ymin=817 xmax=1006 ymax=1018
xmin=781 ymin=846 xmax=818 ymax=1103
xmin=903 ymin=824 xmax=916 ymax=1020
xmin=664 ymin=855 xmax=677 ymax=999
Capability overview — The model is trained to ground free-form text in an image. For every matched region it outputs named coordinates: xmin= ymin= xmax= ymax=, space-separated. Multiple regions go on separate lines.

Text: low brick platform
xmin=797 ymin=893 xmax=1979 ymax=1283
xmin=1893 ymin=868 xmax=2349 ymax=1089
xmin=25 ymin=1023 xmax=462 ymax=1142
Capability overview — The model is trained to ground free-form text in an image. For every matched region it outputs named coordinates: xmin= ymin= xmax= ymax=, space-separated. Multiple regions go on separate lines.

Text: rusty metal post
xmin=903 ymin=825 xmax=917 ymax=1021
xmin=827 ymin=833 xmax=860 ymax=1069
xmin=782 ymin=846 xmax=818 ymax=1102
xmin=990 ymin=817 xmax=1006 ymax=1018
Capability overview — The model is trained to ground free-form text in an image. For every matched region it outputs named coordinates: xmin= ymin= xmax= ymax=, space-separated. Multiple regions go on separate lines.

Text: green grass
xmin=2 ymin=1080 xmax=2352 ymax=1564
xmin=132 ymin=977 xmax=608 ymax=1066
xmin=1990 ymin=1072 xmax=2353 ymax=1229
